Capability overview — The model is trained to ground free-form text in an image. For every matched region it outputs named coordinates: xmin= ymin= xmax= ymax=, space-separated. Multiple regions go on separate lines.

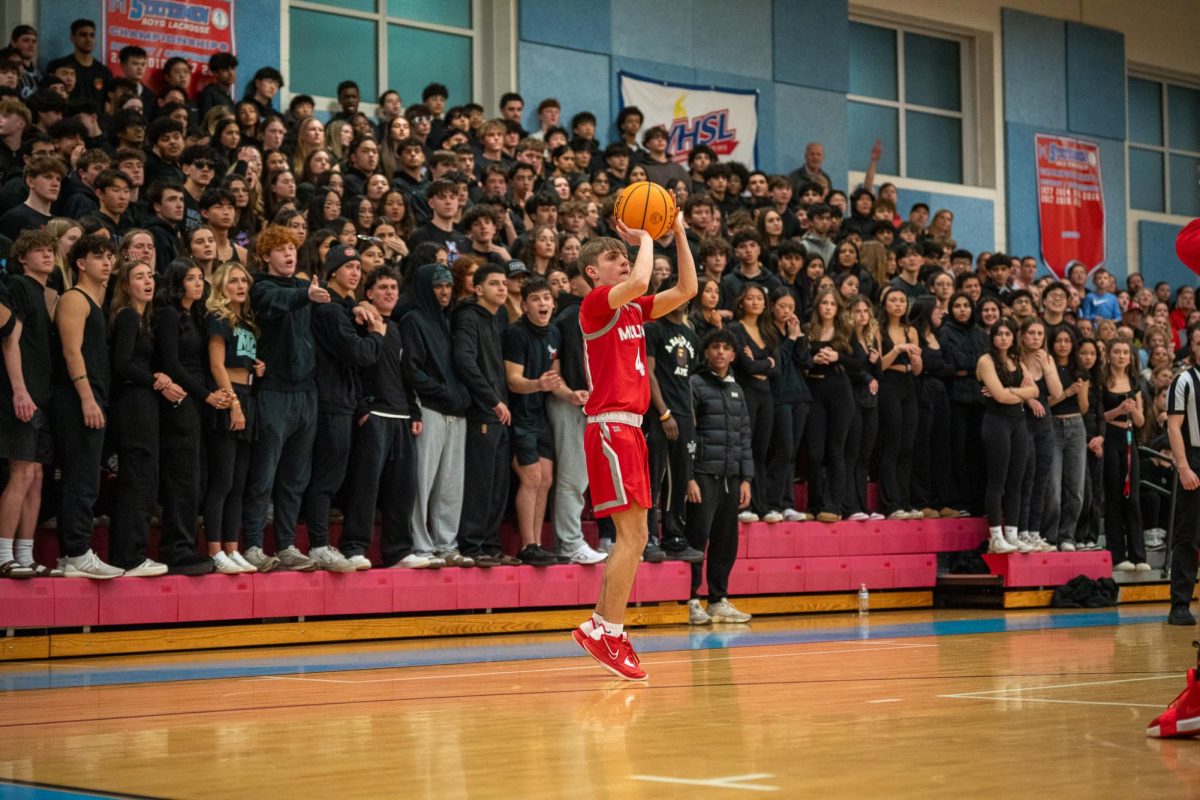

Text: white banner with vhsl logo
xmin=619 ymin=71 xmax=759 ymax=168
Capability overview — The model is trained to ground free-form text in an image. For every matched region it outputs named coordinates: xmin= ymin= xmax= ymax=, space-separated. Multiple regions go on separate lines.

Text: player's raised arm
xmin=605 ymin=220 xmax=655 ymax=309
xmin=653 ymin=211 xmax=697 ymax=318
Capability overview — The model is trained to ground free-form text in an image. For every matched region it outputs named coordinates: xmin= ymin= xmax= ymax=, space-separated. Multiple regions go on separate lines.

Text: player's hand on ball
xmin=614 ymin=219 xmax=649 ymax=246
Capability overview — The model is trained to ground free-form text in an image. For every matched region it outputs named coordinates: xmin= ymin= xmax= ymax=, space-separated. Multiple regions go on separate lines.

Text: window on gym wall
xmin=1128 ymin=75 xmax=1200 ymax=218
xmin=284 ymin=0 xmax=476 ymax=110
xmin=848 ymin=20 xmax=973 ymax=186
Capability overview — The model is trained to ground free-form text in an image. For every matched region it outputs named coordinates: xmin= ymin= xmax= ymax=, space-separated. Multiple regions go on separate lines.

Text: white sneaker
xmin=1015 ymin=533 xmax=1035 ymax=554
xmin=1059 ymin=541 xmax=1076 ymax=552
xmin=988 ymin=535 xmax=1018 ymax=554
xmin=1031 ymin=534 xmax=1056 ymax=552
xmin=62 ymin=551 xmax=123 ymax=579
xmin=1135 ymin=562 xmax=1153 ymax=572
xmin=737 ymin=511 xmax=759 ymax=524
xmin=346 ymin=554 xmax=373 ymax=570
xmin=567 ymin=543 xmax=608 ymax=564
xmin=707 ymin=599 xmax=752 ymax=623
xmin=688 ymin=598 xmax=711 ymax=625
xmin=782 ymin=508 xmax=804 ymax=522
xmin=122 ymin=558 xmax=168 ymax=578
xmin=392 ymin=553 xmax=432 ymax=569
xmin=425 ymin=555 xmax=447 ymax=568
xmin=1114 ymin=560 xmax=1136 ymax=572
xmin=868 ymin=512 xmax=885 ymax=521
xmin=848 ymin=512 xmax=870 ymax=521
xmin=212 ymin=551 xmax=242 ymax=574
xmin=228 ymin=551 xmax=257 ymax=573
xmin=309 ymin=545 xmax=355 ymax=573
xmin=762 ymin=511 xmax=784 ymax=524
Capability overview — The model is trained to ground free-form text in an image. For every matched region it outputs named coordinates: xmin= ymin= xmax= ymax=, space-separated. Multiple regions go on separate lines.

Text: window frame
xmin=280 ymin=0 xmax=502 ymax=117
xmin=1126 ymin=70 xmax=1200 ymax=218
xmin=847 ymin=16 xmax=978 ymax=186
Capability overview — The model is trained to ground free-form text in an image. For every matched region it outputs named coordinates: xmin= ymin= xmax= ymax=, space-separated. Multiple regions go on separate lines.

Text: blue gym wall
xmin=1001 ymin=9 xmax=1128 ymax=279
xmin=39 ymin=1 xmax=281 ymax=112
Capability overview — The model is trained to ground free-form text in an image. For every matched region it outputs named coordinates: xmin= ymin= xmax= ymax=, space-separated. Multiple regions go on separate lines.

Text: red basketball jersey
xmin=580 ymin=285 xmax=657 ymax=416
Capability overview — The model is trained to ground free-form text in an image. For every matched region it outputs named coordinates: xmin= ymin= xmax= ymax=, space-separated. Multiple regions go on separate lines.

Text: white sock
xmin=989 ymin=526 xmax=1003 ymax=539
xmin=1004 ymin=527 xmax=1019 ymax=543
xmin=14 ymin=539 xmax=33 ymax=566
xmin=0 ymin=538 xmax=12 ymax=564
xmin=601 ymin=619 xmax=624 ymax=637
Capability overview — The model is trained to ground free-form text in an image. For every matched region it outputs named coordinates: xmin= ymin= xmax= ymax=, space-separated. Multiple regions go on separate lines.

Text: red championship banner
xmin=1035 ymin=134 xmax=1105 ymax=278
xmin=103 ymin=0 xmax=234 ymax=95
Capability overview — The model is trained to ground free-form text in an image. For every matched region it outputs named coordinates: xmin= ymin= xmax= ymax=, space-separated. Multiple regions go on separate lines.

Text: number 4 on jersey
xmin=635 ymin=350 xmax=645 ymax=376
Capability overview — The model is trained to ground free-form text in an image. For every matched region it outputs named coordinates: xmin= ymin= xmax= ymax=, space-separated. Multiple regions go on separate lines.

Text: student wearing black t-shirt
xmin=203 ymin=263 xmax=265 ymax=574
xmin=51 ymin=235 xmax=122 ymax=579
xmin=46 ymin=20 xmax=112 ymax=107
xmin=645 ymin=289 xmax=703 ymax=561
xmin=0 ymin=231 xmax=60 ymax=577
xmin=503 ymin=277 xmax=565 ymax=567
xmin=0 ymin=155 xmax=62 ymax=241
xmin=341 ymin=268 xmax=422 ymax=569
xmin=547 ymin=283 xmax=606 ymax=563
xmin=406 ymin=178 xmax=470 ymax=261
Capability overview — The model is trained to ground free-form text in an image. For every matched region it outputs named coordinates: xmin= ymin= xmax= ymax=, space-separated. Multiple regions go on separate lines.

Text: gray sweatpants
xmin=547 ymin=395 xmax=588 ymax=553
xmin=410 ymin=406 xmax=465 ymax=555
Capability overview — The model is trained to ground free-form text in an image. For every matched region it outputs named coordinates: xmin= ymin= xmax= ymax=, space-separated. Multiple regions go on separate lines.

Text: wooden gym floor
xmin=0 ymin=605 xmax=1198 ymax=799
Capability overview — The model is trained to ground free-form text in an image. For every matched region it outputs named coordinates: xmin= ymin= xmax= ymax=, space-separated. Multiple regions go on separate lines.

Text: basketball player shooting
xmin=572 ymin=210 xmax=697 ymax=680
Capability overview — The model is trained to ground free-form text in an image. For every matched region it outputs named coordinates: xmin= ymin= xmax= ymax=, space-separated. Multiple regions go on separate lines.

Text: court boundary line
xmin=244 ymin=642 xmax=937 ymax=685
xmin=0 ymin=777 xmax=165 ymax=799
xmin=940 ymin=674 xmax=1180 ymax=709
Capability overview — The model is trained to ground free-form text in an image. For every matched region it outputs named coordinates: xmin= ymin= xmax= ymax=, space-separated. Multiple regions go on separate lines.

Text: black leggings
xmin=765 ymin=400 xmax=808 ymax=512
xmin=741 ymin=379 xmax=773 ymax=515
xmin=844 ymin=403 xmax=878 ymax=515
xmin=202 ymin=386 xmax=255 ymax=545
xmin=1019 ymin=417 xmax=1055 ymax=534
xmin=949 ymin=402 xmax=985 ymax=514
xmin=805 ymin=373 xmax=853 ymax=514
xmin=1103 ymin=425 xmax=1145 ymax=564
xmin=980 ymin=411 xmax=1028 ymax=527
xmin=877 ymin=371 xmax=917 ymax=513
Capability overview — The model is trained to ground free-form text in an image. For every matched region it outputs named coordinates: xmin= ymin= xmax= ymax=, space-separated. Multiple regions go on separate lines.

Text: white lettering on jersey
xmin=617 ymin=324 xmax=645 ymax=342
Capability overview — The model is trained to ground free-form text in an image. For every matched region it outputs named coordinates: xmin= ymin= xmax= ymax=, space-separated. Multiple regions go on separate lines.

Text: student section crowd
xmin=0 ymin=19 xmax=1197 ymax=615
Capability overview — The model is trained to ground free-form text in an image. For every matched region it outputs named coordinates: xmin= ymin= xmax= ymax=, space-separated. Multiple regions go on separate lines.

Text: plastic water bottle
xmin=858 ymin=584 xmax=870 ymax=617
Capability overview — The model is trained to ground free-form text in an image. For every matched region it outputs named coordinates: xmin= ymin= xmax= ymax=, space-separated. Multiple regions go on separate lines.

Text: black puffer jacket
xmin=938 ymin=318 xmax=988 ymax=406
xmin=689 ymin=367 xmax=754 ymax=480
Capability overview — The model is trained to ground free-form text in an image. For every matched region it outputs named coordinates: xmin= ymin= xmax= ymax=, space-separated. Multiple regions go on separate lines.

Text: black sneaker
xmin=664 ymin=544 xmax=705 ymax=564
xmin=517 ymin=544 xmax=558 ymax=567
xmin=168 ymin=554 xmax=215 ymax=576
xmin=1169 ymin=606 xmax=1197 ymax=626
xmin=642 ymin=542 xmax=667 ymax=563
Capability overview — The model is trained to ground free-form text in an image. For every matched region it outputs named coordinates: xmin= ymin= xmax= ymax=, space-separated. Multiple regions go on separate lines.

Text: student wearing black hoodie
xmin=341 ymin=268 xmax=422 ymax=569
xmin=720 ymin=231 xmax=780 ymax=313
xmin=241 ymin=226 xmax=331 ymax=573
xmin=144 ymin=180 xmax=186 ymax=270
xmin=400 ymin=262 xmax=473 ymax=567
xmin=452 ymin=263 xmax=514 ymax=566
xmin=300 ymin=244 xmax=386 ymax=573
xmin=938 ymin=291 xmax=988 ymax=515
xmin=841 ymin=188 xmax=877 ymax=240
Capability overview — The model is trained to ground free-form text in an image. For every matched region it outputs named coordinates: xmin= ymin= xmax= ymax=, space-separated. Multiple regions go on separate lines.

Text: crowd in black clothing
xmin=1 ymin=18 xmax=1198 ymax=588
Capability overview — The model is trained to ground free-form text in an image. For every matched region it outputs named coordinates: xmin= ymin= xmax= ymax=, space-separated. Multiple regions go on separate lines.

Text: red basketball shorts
xmin=585 ymin=419 xmax=651 ymax=518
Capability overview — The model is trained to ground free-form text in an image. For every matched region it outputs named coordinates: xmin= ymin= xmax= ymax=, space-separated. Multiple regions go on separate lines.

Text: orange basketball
xmin=614 ymin=180 xmax=677 ymax=240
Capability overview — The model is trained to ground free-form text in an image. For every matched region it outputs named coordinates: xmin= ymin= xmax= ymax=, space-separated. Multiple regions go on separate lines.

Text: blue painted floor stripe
xmin=0 ymin=608 xmax=1167 ymax=694
xmin=0 ymin=782 xmax=142 ymax=800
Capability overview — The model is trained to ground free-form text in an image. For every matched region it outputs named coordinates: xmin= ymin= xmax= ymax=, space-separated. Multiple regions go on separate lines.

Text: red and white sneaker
xmin=1147 ymin=668 xmax=1200 ymax=738
xmin=572 ymin=624 xmax=647 ymax=681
